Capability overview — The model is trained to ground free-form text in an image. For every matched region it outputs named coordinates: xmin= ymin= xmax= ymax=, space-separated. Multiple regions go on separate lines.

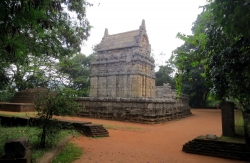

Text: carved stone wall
xmin=76 ymin=97 xmax=191 ymax=124
xmin=77 ymin=20 xmax=192 ymax=123
xmin=90 ymin=20 xmax=155 ymax=98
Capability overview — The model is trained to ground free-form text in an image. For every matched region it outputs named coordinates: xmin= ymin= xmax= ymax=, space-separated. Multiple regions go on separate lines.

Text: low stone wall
xmin=0 ymin=102 xmax=35 ymax=112
xmin=76 ymin=97 xmax=192 ymax=124
xmin=182 ymin=136 xmax=250 ymax=162
xmin=0 ymin=116 xmax=109 ymax=137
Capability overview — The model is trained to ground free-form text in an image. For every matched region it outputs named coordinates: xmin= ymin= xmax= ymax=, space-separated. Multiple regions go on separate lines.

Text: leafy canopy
xmin=174 ymin=0 xmax=250 ymax=110
xmin=0 ymin=0 xmax=91 ymax=91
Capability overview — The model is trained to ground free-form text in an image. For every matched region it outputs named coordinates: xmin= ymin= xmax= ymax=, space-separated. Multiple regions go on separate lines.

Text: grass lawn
xmin=0 ymin=125 xmax=78 ymax=162
xmin=52 ymin=142 xmax=82 ymax=163
xmin=234 ymin=110 xmax=245 ymax=136
xmin=0 ymin=111 xmax=37 ymax=117
xmin=0 ymin=111 xmax=83 ymax=162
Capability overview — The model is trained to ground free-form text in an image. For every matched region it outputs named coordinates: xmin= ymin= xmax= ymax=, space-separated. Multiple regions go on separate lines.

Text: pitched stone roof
xmin=97 ymin=20 xmax=149 ymax=52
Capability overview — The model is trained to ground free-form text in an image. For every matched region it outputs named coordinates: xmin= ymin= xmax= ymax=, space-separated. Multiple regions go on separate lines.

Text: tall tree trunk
xmin=242 ymin=110 xmax=250 ymax=149
xmin=40 ymin=124 xmax=46 ymax=148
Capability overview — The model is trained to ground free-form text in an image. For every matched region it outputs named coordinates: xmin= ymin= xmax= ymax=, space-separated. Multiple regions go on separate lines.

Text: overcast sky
xmin=81 ymin=0 xmax=207 ymax=66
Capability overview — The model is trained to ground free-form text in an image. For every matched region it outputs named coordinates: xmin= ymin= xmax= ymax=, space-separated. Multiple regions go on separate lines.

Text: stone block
xmin=4 ymin=137 xmax=30 ymax=159
xmin=206 ymin=134 xmax=217 ymax=140
xmin=220 ymin=101 xmax=235 ymax=137
xmin=0 ymin=137 xmax=31 ymax=163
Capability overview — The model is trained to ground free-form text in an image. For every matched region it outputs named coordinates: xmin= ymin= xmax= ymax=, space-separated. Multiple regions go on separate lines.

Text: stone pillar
xmin=220 ymin=101 xmax=235 ymax=137
xmin=1 ymin=137 xmax=32 ymax=163
xmin=90 ymin=77 xmax=98 ymax=97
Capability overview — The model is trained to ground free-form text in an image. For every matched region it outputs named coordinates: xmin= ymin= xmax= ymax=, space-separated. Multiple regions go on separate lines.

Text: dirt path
xmin=63 ymin=109 xmax=246 ymax=163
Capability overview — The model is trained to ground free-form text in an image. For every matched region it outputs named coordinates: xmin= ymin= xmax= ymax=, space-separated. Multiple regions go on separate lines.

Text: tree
xmin=205 ymin=1 xmax=250 ymax=144
xmin=58 ymin=53 xmax=94 ymax=96
xmin=201 ymin=1 xmax=250 ymax=109
xmin=173 ymin=41 xmax=211 ymax=107
xmin=182 ymin=64 xmax=210 ymax=107
xmin=35 ymin=88 xmax=79 ymax=148
xmin=0 ymin=0 xmax=91 ymax=91
xmin=4 ymin=55 xmax=63 ymax=91
xmin=172 ymin=9 xmax=213 ymax=107
xmin=155 ymin=63 xmax=175 ymax=88
xmin=175 ymin=1 xmax=250 ymax=145
xmin=209 ymin=0 xmax=250 ymax=37
xmin=0 ymin=0 xmax=92 ymax=147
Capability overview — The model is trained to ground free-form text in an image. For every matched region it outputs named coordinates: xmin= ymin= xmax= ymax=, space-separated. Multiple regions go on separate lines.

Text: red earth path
xmin=66 ymin=109 xmax=248 ymax=163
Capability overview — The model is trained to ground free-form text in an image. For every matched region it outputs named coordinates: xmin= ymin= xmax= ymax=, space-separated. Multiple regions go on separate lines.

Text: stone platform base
xmin=0 ymin=102 xmax=35 ymax=112
xmin=182 ymin=136 xmax=250 ymax=161
xmin=76 ymin=97 xmax=192 ymax=124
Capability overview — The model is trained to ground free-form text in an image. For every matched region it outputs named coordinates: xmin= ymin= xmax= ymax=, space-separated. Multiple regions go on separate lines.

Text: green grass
xmin=0 ymin=111 xmax=37 ymax=117
xmin=0 ymin=125 xmax=77 ymax=163
xmin=52 ymin=142 xmax=82 ymax=163
xmin=234 ymin=110 xmax=245 ymax=136
xmin=102 ymin=124 xmax=141 ymax=130
xmin=218 ymin=136 xmax=245 ymax=143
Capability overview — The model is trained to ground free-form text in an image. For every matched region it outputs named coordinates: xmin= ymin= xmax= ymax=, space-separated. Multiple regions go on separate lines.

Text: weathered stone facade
xmin=77 ymin=20 xmax=191 ymax=123
xmin=90 ymin=20 xmax=155 ymax=98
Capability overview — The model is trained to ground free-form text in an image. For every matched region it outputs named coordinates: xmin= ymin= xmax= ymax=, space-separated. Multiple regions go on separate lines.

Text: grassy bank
xmin=235 ymin=110 xmax=244 ymax=136
xmin=0 ymin=125 xmax=77 ymax=162
xmin=52 ymin=142 xmax=82 ymax=163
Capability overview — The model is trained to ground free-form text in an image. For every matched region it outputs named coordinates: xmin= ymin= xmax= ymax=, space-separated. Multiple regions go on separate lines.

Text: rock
xmin=206 ymin=134 xmax=217 ymax=140
xmin=4 ymin=137 xmax=30 ymax=158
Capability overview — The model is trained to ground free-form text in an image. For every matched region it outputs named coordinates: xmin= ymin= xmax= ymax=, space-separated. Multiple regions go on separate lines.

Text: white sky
xmin=81 ymin=0 xmax=207 ymax=67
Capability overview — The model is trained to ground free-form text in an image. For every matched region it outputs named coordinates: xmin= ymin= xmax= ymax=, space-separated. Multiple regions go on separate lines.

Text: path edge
xmin=37 ymin=135 xmax=73 ymax=163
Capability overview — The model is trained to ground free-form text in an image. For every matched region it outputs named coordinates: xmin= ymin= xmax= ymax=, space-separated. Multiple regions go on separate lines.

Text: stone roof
xmin=97 ymin=20 xmax=150 ymax=52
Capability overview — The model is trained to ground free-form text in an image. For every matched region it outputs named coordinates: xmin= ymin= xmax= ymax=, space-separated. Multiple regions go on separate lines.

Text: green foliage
xmin=175 ymin=73 xmax=182 ymax=97
xmin=10 ymin=56 xmax=51 ymax=90
xmin=0 ymin=0 xmax=91 ymax=63
xmin=0 ymin=0 xmax=91 ymax=92
xmin=172 ymin=2 xmax=250 ymax=108
xmin=172 ymin=41 xmax=211 ymax=107
xmin=201 ymin=2 xmax=250 ymax=111
xmin=181 ymin=65 xmax=210 ymax=107
xmin=235 ymin=110 xmax=245 ymax=137
xmin=35 ymin=88 xmax=79 ymax=148
xmin=174 ymin=0 xmax=250 ymax=144
xmin=0 ymin=89 xmax=15 ymax=102
xmin=0 ymin=68 xmax=9 ymax=90
xmin=155 ymin=63 xmax=175 ymax=88
xmin=58 ymin=53 xmax=94 ymax=96
xmin=209 ymin=0 xmax=250 ymax=37
xmin=52 ymin=142 xmax=82 ymax=163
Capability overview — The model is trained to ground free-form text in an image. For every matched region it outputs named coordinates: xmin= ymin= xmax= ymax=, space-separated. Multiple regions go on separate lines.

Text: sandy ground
xmin=0 ymin=109 xmax=247 ymax=163
xmin=62 ymin=109 xmax=248 ymax=163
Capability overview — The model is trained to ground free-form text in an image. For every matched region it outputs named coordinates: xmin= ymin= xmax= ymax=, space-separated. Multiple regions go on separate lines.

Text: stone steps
xmin=81 ymin=124 xmax=109 ymax=137
xmin=182 ymin=136 xmax=250 ymax=162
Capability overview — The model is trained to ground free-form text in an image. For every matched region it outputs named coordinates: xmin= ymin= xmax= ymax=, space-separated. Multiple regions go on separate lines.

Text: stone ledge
xmin=0 ymin=102 xmax=35 ymax=112
xmin=37 ymin=136 xmax=73 ymax=163
xmin=182 ymin=135 xmax=250 ymax=161
xmin=75 ymin=97 xmax=176 ymax=103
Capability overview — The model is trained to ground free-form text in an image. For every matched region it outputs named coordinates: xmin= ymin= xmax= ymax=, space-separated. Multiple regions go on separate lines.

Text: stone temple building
xmin=90 ymin=20 xmax=155 ymax=98
xmin=76 ymin=20 xmax=191 ymax=123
